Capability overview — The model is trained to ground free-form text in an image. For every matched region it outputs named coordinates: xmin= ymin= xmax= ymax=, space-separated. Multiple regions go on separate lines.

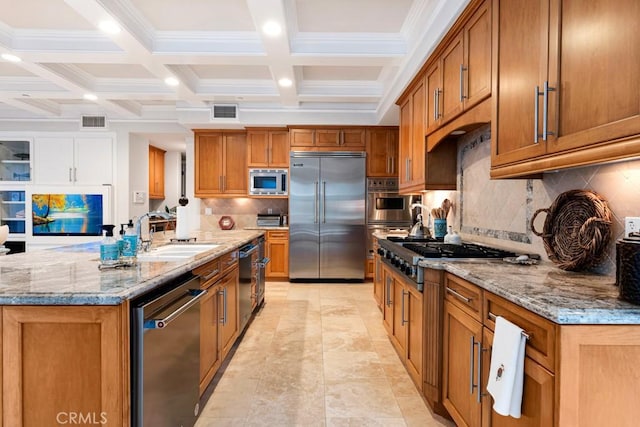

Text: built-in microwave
xmin=249 ymin=169 xmax=288 ymax=196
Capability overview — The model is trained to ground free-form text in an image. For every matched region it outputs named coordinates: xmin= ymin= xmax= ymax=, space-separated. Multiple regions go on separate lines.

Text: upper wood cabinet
xmin=148 ymin=145 xmax=165 ymax=200
xmin=289 ymin=127 xmax=366 ymax=150
xmin=365 ymin=127 xmax=398 ymax=177
xmin=426 ymin=0 xmax=492 ymax=134
xmin=246 ymin=128 xmax=290 ymax=168
xmin=194 ymin=130 xmax=247 ymax=198
xmin=491 ymin=0 xmax=640 ymax=177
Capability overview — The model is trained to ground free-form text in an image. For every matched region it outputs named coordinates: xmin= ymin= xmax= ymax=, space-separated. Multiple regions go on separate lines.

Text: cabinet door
xmin=266 ymin=237 xmax=289 ymax=278
xmin=443 ymin=300 xmax=483 ymax=427
xmin=366 ymin=128 xmax=396 ymax=177
xmin=391 ymin=277 xmax=407 ymax=354
xmin=222 ymin=133 xmax=247 ymax=195
xmin=199 ymin=284 xmax=220 ymax=395
xmin=219 ymin=268 xmax=239 ymax=359
xmin=410 ymin=79 xmax=426 ymax=187
xmin=316 ymin=129 xmax=341 ymax=147
xmin=406 ymin=285 xmax=424 ymax=391
xmin=441 ymin=32 xmax=465 ymax=122
xmin=341 ymin=129 xmax=366 ymax=148
xmin=269 ymin=131 xmax=290 ymax=167
xmin=148 ymin=145 xmax=165 ymax=199
xmin=482 ymin=328 xmax=555 ymax=427
xmin=491 ymin=0 xmax=549 ymax=166
xmin=34 ymin=137 xmax=75 ymax=184
xmin=289 ymin=129 xmax=315 ymax=147
xmin=398 ymin=97 xmax=412 ymax=189
xmin=3 ymin=305 xmax=125 ymax=426
xmin=464 ymin=0 xmax=492 ymax=110
xmin=247 ymin=131 xmax=269 ymax=167
xmin=547 ymin=0 xmax=640 ymax=154
xmin=426 ymin=61 xmax=442 ymax=134
xmin=373 ymin=255 xmax=383 ymax=308
xmin=382 ymin=264 xmax=394 ymax=335
xmin=74 ymin=137 xmax=113 ymax=185
xmin=195 ymin=133 xmax=224 ymax=196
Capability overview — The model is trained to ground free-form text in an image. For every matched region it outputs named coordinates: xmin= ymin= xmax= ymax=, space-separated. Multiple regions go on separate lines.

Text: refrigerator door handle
xmin=322 ymin=181 xmax=326 ymax=223
xmin=314 ymin=181 xmax=319 ymax=224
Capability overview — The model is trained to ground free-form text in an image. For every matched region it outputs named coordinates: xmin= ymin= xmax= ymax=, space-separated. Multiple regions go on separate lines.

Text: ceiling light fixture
xmin=1 ymin=53 xmax=21 ymax=63
xmin=278 ymin=77 xmax=293 ymax=88
xmin=83 ymin=93 xmax=98 ymax=101
xmin=99 ymin=20 xmax=121 ymax=34
xmin=164 ymin=77 xmax=180 ymax=87
xmin=262 ymin=21 xmax=282 ymax=37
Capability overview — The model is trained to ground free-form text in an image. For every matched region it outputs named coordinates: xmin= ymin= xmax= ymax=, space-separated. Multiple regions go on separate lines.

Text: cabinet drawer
xmin=267 ymin=230 xmax=288 ymax=240
xmin=484 ymin=292 xmax=556 ymax=372
xmin=220 ymin=250 xmax=238 ymax=275
xmin=194 ymin=257 xmax=222 ymax=288
xmin=444 ymin=273 xmax=482 ymax=322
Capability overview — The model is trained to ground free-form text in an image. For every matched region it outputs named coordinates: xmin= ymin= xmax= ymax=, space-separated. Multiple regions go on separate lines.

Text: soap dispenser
xmin=100 ymin=225 xmax=119 ymax=266
xmin=121 ymin=219 xmax=138 ymax=263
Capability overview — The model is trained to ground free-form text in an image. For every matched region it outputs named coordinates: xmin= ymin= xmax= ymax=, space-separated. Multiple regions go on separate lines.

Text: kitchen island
xmin=0 ymin=229 xmax=263 ymax=427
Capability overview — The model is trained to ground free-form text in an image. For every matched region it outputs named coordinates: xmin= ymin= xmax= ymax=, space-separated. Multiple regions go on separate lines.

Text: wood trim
xmin=427 ymin=97 xmax=491 ymax=152
xmin=490 ymin=133 xmax=640 ymax=178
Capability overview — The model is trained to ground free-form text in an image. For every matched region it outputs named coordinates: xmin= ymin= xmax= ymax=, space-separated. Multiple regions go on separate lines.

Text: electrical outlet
xmin=204 ymin=207 xmax=212 ymax=216
xmin=268 ymin=208 xmax=273 ymax=214
xmin=625 ymin=217 xmax=640 ymax=237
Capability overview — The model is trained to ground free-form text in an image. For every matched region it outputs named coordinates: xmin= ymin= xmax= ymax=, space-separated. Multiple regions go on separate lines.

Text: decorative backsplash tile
xmin=199 ymin=198 xmax=288 ymax=230
xmin=421 ymin=123 xmax=640 ymax=275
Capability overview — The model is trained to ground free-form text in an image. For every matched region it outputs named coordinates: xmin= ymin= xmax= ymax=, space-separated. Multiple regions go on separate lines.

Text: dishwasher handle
xmin=239 ymin=243 xmax=259 ymax=258
xmin=143 ymin=289 xmax=207 ymax=329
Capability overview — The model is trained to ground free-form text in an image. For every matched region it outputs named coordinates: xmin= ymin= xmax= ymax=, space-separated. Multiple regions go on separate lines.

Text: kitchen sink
xmin=136 ymin=243 xmax=220 ymax=262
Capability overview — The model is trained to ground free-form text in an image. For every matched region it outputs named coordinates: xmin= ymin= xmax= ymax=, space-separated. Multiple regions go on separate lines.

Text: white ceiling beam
xmin=0 ymin=97 xmax=60 ymax=117
xmin=246 ymin=0 xmax=298 ymax=107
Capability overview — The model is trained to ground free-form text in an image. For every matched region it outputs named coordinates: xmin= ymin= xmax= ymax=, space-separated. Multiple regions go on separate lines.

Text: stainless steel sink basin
xmin=136 ymin=243 xmax=220 ymax=262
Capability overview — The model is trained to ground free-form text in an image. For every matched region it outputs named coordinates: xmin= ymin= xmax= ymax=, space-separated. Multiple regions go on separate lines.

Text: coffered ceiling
xmin=0 ymin=0 xmax=469 ymax=129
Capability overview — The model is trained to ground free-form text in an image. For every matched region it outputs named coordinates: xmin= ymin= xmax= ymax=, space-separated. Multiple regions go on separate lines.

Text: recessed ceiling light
xmin=83 ymin=93 xmax=98 ymax=101
xmin=164 ymin=76 xmax=180 ymax=87
xmin=99 ymin=20 xmax=121 ymax=34
xmin=1 ymin=53 xmax=21 ymax=63
xmin=262 ymin=21 xmax=282 ymax=37
xmin=278 ymin=77 xmax=293 ymax=88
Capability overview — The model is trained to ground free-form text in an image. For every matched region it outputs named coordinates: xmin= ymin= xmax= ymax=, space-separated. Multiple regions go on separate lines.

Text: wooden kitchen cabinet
xmin=148 ymin=145 xmax=165 ymax=199
xmin=218 ymin=266 xmax=239 ymax=360
xmin=442 ymin=300 xmax=483 ymax=427
xmin=265 ymin=230 xmax=289 ymax=279
xmin=289 ymin=127 xmax=366 ymax=151
xmin=426 ymin=0 xmax=491 ymax=134
xmin=382 ymin=263 xmax=395 ymax=336
xmin=194 ymin=130 xmax=247 ymax=197
xmin=2 ymin=305 xmax=127 ymax=426
xmin=246 ymin=128 xmax=290 ymax=168
xmin=199 ymin=280 xmax=220 ymax=396
xmin=373 ymin=252 xmax=383 ymax=308
xmin=491 ymin=0 xmax=640 ymax=177
xmin=365 ymin=127 xmax=398 ymax=177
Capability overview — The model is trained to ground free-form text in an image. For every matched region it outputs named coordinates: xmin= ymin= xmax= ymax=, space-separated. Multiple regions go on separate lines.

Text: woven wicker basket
xmin=530 ymin=189 xmax=612 ymax=271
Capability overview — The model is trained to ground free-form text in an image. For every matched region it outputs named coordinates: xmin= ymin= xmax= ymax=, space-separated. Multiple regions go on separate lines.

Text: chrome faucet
xmin=135 ymin=212 xmax=152 ymax=252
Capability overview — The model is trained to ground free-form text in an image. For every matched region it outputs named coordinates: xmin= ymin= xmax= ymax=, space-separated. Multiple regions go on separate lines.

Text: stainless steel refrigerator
xmin=289 ymin=152 xmax=366 ymax=280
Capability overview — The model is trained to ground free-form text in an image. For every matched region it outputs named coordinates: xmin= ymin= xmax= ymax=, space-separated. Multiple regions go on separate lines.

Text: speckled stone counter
xmin=417 ymin=256 xmax=640 ymax=325
xmin=0 ymin=229 xmax=263 ymax=305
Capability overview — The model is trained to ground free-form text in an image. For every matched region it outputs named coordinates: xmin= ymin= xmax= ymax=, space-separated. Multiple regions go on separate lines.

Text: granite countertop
xmin=244 ymin=226 xmax=289 ymax=231
xmin=0 ymin=229 xmax=264 ymax=306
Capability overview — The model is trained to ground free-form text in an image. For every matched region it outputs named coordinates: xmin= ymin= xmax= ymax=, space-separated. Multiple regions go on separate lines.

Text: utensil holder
xmin=433 ymin=219 xmax=447 ymax=238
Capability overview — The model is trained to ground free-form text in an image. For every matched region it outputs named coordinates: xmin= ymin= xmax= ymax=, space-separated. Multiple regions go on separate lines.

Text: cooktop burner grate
xmin=403 ymin=242 xmax=517 ymax=259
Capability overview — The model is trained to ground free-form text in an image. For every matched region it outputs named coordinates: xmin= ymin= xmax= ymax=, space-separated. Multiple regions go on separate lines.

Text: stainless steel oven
xmin=366 ymin=178 xmax=413 ymax=224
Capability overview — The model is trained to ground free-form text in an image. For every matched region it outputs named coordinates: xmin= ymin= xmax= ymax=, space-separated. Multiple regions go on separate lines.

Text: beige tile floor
xmin=195 ymin=281 xmax=455 ymax=427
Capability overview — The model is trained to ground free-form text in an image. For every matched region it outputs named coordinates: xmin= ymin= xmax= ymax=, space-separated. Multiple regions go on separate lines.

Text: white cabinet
xmin=34 ymin=137 xmax=112 ymax=185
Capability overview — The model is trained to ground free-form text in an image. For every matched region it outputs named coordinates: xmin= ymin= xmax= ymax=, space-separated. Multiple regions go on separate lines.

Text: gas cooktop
xmin=403 ymin=242 xmax=517 ymax=259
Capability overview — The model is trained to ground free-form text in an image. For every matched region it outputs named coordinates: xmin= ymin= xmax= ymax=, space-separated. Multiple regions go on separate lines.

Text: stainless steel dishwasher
xmin=239 ymin=240 xmax=259 ymax=332
xmin=131 ymin=272 xmax=206 ymax=427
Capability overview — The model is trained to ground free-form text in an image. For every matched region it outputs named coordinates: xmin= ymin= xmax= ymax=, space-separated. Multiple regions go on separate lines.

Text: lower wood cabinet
xmin=218 ymin=266 xmax=239 ymax=360
xmin=373 ymin=253 xmax=383 ymax=308
xmin=265 ymin=230 xmax=288 ymax=279
xmin=199 ymin=279 xmax=221 ymax=396
xmin=2 ymin=305 xmax=127 ymax=426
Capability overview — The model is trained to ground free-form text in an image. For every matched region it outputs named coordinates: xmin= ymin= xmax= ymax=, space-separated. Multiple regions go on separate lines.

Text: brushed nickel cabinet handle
xmin=542 ymin=80 xmax=556 ymax=141
xmin=446 ymin=286 xmax=471 ymax=303
xmin=460 ymin=64 xmax=468 ymax=102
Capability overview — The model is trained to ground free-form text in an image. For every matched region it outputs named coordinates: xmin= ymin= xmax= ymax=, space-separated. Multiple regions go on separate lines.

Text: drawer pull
xmin=446 ymin=286 xmax=471 ymax=303
xmin=488 ymin=312 xmax=531 ymax=340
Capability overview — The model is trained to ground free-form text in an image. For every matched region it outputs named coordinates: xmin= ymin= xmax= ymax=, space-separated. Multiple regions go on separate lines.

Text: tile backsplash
xmin=200 ymin=198 xmax=288 ymax=230
xmin=420 ymin=124 xmax=640 ymax=275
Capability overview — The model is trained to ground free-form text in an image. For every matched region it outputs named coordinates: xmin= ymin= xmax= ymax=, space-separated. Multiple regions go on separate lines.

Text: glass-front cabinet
xmin=0 ymin=140 xmax=31 ymax=182
xmin=0 ymin=189 xmax=26 ymax=236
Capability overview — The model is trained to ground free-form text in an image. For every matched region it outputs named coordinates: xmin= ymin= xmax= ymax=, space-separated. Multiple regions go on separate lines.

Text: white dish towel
xmin=486 ymin=316 xmax=527 ymax=418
